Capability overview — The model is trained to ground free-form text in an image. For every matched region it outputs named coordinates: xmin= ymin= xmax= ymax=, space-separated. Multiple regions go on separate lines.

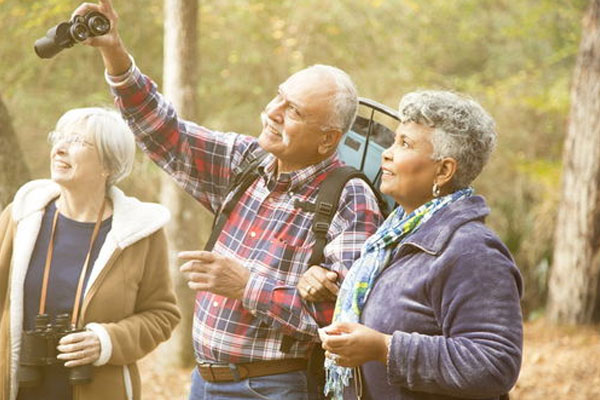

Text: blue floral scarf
xmin=324 ymin=188 xmax=474 ymax=399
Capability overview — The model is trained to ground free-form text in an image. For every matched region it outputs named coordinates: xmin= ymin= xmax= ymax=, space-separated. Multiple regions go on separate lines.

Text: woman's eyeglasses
xmin=48 ymin=131 xmax=95 ymax=148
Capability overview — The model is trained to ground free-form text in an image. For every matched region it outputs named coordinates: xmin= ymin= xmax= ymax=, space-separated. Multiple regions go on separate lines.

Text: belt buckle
xmin=228 ymin=363 xmax=241 ymax=382
xmin=198 ymin=362 xmax=218 ymax=382
xmin=199 ymin=362 xmax=242 ymax=382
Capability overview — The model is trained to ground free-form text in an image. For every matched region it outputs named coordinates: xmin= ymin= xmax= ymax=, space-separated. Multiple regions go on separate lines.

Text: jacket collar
xmin=400 ymin=195 xmax=490 ymax=255
xmin=11 ymin=179 xmax=170 ymax=248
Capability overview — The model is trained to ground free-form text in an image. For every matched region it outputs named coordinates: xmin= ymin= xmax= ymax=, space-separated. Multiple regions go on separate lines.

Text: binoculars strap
xmin=38 ymin=198 xmax=107 ymax=327
xmin=38 ymin=204 xmax=61 ymax=316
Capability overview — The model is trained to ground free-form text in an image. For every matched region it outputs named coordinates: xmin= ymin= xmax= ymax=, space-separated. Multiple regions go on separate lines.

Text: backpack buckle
xmin=313 ymin=222 xmax=329 ymax=234
xmin=294 ymin=199 xmax=316 ymax=212
xmin=316 ymin=202 xmax=334 ymax=216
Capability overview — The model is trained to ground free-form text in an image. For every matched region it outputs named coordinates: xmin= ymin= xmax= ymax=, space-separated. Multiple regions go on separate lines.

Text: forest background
xmin=1 ymin=0 xmax=599 ymax=398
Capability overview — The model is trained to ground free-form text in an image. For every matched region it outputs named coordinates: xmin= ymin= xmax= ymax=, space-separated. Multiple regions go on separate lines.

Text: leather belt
xmin=197 ymin=358 xmax=307 ymax=383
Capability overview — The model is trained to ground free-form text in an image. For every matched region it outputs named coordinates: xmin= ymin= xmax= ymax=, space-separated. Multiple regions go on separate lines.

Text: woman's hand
xmin=297 ymin=265 xmax=339 ymax=302
xmin=319 ymin=322 xmax=391 ymax=368
xmin=57 ymin=330 xmax=101 ymax=367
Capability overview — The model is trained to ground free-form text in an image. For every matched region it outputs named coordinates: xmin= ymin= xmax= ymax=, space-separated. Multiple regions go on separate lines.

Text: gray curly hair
xmin=398 ymin=90 xmax=497 ymax=189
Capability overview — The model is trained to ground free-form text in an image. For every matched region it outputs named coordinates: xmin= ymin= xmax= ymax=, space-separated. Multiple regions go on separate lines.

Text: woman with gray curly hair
xmin=310 ymin=90 xmax=523 ymax=400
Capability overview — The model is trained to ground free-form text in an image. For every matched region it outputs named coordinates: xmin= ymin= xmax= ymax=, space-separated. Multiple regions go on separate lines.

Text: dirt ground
xmin=139 ymin=318 xmax=600 ymax=399
xmin=510 ymin=319 xmax=600 ymax=399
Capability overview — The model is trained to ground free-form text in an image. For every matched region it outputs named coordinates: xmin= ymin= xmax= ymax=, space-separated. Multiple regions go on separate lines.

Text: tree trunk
xmin=158 ymin=0 xmax=211 ymax=368
xmin=547 ymin=0 xmax=600 ymax=324
xmin=0 ymin=94 xmax=30 ymax=209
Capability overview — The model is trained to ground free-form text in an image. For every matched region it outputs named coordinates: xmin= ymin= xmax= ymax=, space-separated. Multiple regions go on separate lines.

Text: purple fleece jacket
xmin=346 ymin=195 xmax=523 ymax=400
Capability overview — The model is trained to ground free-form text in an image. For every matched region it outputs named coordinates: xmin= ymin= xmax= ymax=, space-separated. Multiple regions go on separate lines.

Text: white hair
xmin=304 ymin=64 xmax=358 ymax=134
xmin=54 ymin=107 xmax=136 ymax=187
xmin=398 ymin=90 xmax=497 ymax=189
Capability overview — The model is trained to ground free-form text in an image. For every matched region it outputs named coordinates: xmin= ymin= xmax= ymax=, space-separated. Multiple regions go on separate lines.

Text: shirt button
xmin=213 ymin=301 xmax=219 ymax=307
xmin=250 ymin=231 xmax=257 ymax=238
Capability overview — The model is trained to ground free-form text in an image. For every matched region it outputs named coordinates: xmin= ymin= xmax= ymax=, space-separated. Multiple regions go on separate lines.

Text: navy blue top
xmin=18 ymin=200 xmax=112 ymax=400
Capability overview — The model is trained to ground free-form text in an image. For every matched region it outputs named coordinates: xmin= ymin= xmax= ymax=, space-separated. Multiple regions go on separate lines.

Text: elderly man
xmin=75 ymin=1 xmax=383 ymax=398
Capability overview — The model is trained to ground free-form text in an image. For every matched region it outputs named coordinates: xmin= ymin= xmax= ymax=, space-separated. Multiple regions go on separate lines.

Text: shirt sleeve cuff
xmin=85 ymin=322 xmax=113 ymax=366
xmin=104 ymin=54 xmax=137 ymax=88
xmin=242 ymin=272 xmax=274 ymax=314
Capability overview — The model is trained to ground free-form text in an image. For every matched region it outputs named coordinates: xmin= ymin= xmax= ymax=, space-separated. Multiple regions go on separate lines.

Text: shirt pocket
xmin=254 ymin=241 xmax=313 ymax=286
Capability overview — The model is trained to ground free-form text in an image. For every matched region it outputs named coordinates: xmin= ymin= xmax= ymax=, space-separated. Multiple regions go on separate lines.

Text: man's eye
xmin=288 ymin=106 xmax=301 ymax=117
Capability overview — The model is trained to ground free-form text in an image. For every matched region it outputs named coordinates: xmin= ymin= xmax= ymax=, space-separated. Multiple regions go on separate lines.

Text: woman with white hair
xmin=305 ymin=91 xmax=523 ymax=400
xmin=0 ymin=107 xmax=180 ymax=400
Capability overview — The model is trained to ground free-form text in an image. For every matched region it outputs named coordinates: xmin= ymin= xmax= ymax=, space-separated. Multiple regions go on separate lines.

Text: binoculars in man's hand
xmin=34 ymin=12 xmax=110 ymax=59
xmin=18 ymin=313 xmax=93 ymax=387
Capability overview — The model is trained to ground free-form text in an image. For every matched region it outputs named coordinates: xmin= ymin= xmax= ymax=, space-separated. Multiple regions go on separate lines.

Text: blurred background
xmin=1 ymin=0 xmax=598 ymax=398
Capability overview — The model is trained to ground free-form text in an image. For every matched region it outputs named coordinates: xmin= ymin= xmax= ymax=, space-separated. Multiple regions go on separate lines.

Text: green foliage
xmin=0 ymin=0 xmax=590 ymax=316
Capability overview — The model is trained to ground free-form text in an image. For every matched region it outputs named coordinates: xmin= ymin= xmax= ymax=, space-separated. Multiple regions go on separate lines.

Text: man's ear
xmin=435 ymin=157 xmax=457 ymax=190
xmin=318 ymin=129 xmax=343 ymax=155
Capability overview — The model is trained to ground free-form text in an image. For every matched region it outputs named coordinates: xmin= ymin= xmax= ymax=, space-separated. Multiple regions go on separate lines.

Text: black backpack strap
xmin=204 ymin=149 xmax=268 ymax=251
xmin=282 ymin=167 xmax=382 ymax=387
xmin=303 ymin=166 xmax=387 ymax=267
xmin=282 ymin=168 xmax=372 ymax=350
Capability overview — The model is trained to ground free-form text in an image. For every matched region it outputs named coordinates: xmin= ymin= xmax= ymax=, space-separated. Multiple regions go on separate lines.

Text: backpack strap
xmin=280 ymin=166 xmax=385 ymax=355
xmin=301 ymin=166 xmax=387 ymax=267
xmin=204 ymin=149 xmax=268 ymax=251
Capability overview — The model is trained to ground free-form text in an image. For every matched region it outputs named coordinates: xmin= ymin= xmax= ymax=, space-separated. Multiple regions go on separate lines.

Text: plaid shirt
xmin=108 ymin=66 xmax=383 ymax=363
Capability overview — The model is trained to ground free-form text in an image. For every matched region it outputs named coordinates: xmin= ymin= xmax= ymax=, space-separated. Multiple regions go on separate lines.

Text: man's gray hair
xmin=305 ymin=64 xmax=358 ymax=134
xmin=398 ymin=90 xmax=497 ymax=189
xmin=55 ymin=107 xmax=136 ymax=187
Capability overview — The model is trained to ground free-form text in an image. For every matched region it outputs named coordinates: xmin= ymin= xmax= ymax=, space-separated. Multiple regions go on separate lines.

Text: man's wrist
xmin=100 ymin=39 xmax=132 ymax=76
xmin=104 ymin=54 xmax=136 ymax=87
xmin=235 ymin=268 xmax=251 ymax=300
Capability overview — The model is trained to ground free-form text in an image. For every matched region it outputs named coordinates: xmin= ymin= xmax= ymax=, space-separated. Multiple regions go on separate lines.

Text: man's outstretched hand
xmin=179 ymin=251 xmax=251 ymax=301
xmin=72 ymin=0 xmax=131 ymax=75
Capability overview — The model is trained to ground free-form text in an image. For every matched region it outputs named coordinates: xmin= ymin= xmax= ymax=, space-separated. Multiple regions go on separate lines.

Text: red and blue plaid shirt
xmin=108 ymin=66 xmax=383 ymax=363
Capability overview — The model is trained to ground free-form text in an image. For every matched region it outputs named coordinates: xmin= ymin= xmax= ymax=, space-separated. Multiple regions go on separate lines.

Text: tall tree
xmin=547 ymin=0 xmax=600 ymax=323
xmin=158 ymin=0 xmax=208 ymax=367
xmin=0 ymin=94 xmax=30 ymax=208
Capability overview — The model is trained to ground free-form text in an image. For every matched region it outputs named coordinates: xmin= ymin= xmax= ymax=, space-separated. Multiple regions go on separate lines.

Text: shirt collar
xmin=257 ymin=152 xmax=341 ymax=193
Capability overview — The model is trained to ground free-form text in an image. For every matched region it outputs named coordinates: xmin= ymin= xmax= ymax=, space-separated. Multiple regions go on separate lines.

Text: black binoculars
xmin=18 ymin=313 xmax=93 ymax=387
xmin=34 ymin=11 xmax=110 ymax=59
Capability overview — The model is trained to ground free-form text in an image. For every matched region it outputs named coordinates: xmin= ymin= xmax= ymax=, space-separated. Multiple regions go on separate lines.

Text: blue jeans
xmin=189 ymin=367 xmax=320 ymax=400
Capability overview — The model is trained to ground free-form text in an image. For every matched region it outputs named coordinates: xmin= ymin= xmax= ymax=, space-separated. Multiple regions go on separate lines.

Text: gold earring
xmin=432 ymin=183 xmax=441 ymax=197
